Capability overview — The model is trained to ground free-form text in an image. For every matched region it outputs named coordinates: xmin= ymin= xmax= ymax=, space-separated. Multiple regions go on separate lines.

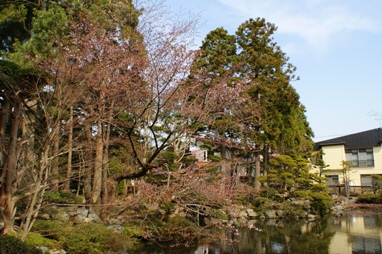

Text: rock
xmin=228 ymin=210 xmax=239 ymax=220
xmin=239 ymin=210 xmax=248 ymax=218
xmin=39 ymin=213 xmax=51 ymax=220
xmin=265 ymin=210 xmax=278 ymax=219
xmin=51 ymin=210 xmax=69 ymax=223
xmin=72 ymin=208 xmax=101 ymax=224
xmin=246 ymin=209 xmax=258 ymax=218
xmin=276 ymin=210 xmax=286 ymax=218
xmin=73 ymin=214 xmax=88 ymax=224
xmin=36 ymin=246 xmax=66 ymax=254
xmin=331 ymin=205 xmax=343 ymax=217
xmin=107 ymin=224 xmax=124 ymax=233
xmin=76 ymin=207 xmax=89 ymax=217
xmin=236 ymin=218 xmax=248 ymax=227
xmin=87 ymin=210 xmax=102 ymax=223
xmin=307 ymin=214 xmax=316 ymax=220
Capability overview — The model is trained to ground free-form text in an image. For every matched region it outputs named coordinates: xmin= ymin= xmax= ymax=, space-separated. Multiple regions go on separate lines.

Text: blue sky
xmin=165 ymin=0 xmax=382 ymax=141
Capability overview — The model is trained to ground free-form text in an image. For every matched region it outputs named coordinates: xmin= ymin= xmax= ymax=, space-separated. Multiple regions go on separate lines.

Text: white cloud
xmin=218 ymin=0 xmax=380 ymax=53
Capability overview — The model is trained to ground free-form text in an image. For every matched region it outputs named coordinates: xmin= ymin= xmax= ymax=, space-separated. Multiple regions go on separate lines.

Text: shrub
xmin=309 ymin=192 xmax=333 ymax=217
xmin=44 ymin=191 xmax=82 ymax=204
xmin=232 ymin=184 xmax=258 ymax=206
xmin=260 ymin=188 xmax=283 ymax=202
xmin=208 ymin=208 xmax=228 ymax=221
xmin=280 ymin=201 xmax=307 ymax=220
xmin=32 ymin=220 xmax=127 ymax=254
xmin=143 ymin=215 xmax=200 ymax=245
xmin=25 ymin=232 xmax=59 ymax=249
xmin=0 ymin=235 xmax=41 ymax=254
xmin=311 ymin=184 xmax=328 ymax=192
xmin=60 ymin=223 xmax=127 ymax=254
xmin=32 ymin=219 xmax=67 ymax=239
xmin=294 ymin=190 xmax=310 ymax=198
xmin=357 ymin=193 xmax=382 ymax=204
xmin=253 ymin=197 xmax=268 ymax=207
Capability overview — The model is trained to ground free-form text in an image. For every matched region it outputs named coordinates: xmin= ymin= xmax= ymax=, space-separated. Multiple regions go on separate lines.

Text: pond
xmin=128 ymin=213 xmax=382 ymax=254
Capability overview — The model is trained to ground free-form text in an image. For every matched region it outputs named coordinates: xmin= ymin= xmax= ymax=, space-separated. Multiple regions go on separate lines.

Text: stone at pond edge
xmin=246 ymin=209 xmax=258 ymax=218
xmin=265 ymin=210 xmax=278 ymax=219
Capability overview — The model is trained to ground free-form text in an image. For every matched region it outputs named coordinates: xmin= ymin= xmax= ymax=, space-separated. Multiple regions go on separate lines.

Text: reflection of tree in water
xmin=212 ymin=218 xmax=335 ymax=254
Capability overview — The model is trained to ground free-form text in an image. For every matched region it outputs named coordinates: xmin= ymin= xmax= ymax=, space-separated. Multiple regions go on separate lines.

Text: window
xmin=326 ymin=175 xmax=339 ymax=186
xmin=361 ymin=175 xmax=372 ymax=187
xmin=361 ymin=174 xmax=382 ymax=188
xmin=345 ymin=148 xmax=374 ymax=167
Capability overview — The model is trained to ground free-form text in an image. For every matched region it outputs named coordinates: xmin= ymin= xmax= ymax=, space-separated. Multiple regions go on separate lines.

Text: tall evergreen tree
xmin=190 ymin=18 xmax=314 ymax=191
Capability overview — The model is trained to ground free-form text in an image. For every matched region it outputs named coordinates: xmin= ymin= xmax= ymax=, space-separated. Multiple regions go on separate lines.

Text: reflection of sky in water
xmin=271 ymin=242 xmax=285 ymax=253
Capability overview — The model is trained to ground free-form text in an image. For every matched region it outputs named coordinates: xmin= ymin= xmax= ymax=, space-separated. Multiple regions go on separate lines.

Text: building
xmin=312 ymin=128 xmax=382 ymax=191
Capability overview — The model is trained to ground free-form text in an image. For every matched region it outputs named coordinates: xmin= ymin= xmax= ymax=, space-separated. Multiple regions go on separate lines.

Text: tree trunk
xmin=101 ymin=102 xmax=113 ymax=219
xmin=63 ymin=106 xmax=73 ymax=191
xmin=51 ymin=122 xmax=60 ymax=191
xmin=254 ymin=151 xmax=261 ymax=192
xmin=0 ymin=98 xmax=10 ymax=168
xmin=100 ymin=124 xmax=110 ymax=219
xmin=1 ymin=102 xmax=21 ymax=234
xmin=92 ymin=120 xmax=103 ymax=204
xmin=20 ymin=139 xmax=51 ymax=242
xmin=263 ymin=144 xmax=269 ymax=187
xmin=83 ymin=124 xmax=93 ymax=204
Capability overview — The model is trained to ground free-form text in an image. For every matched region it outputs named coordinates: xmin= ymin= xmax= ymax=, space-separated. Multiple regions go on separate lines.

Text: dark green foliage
xmin=0 ymin=235 xmax=41 ymax=254
xmin=61 ymin=223 xmax=127 ymax=254
xmin=208 ymin=208 xmax=228 ymax=221
xmin=259 ymin=188 xmax=283 ymax=202
xmin=0 ymin=2 xmax=32 ymax=52
xmin=253 ymin=196 xmax=268 ymax=206
xmin=32 ymin=220 xmax=127 ymax=254
xmin=294 ymin=190 xmax=310 ymax=198
xmin=32 ymin=220 xmax=66 ymax=239
xmin=193 ymin=18 xmax=314 ymax=156
xmin=280 ymin=201 xmax=308 ymax=220
xmin=158 ymin=151 xmax=180 ymax=170
xmin=309 ymin=192 xmax=333 ymax=217
xmin=265 ymin=154 xmax=314 ymax=191
xmin=357 ymin=193 xmax=382 ymax=204
xmin=24 ymin=232 xmax=59 ymax=249
xmin=143 ymin=215 xmax=199 ymax=245
xmin=181 ymin=156 xmax=198 ymax=167
xmin=371 ymin=175 xmax=382 ymax=193
xmin=43 ymin=191 xmax=82 ymax=204
xmin=208 ymin=154 xmax=222 ymax=162
xmin=311 ymin=183 xmax=328 ymax=192
xmin=310 ymin=199 xmax=328 ymax=217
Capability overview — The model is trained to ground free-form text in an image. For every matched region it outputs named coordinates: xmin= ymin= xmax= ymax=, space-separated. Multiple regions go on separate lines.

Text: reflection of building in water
xmin=329 ymin=215 xmax=382 ymax=254
xmin=195 ymin=245 xmax=220 ymax=254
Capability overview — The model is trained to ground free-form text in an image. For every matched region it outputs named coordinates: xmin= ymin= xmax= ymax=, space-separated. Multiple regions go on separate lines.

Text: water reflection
xmin=130 ymin=214 xmax=382 ymax=254
xmin=330 ymin=214 xmax=382 ymax=254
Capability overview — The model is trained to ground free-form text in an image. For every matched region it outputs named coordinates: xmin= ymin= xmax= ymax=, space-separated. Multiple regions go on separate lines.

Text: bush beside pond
xmin=357 ymin=193 xmax=382 ymax=204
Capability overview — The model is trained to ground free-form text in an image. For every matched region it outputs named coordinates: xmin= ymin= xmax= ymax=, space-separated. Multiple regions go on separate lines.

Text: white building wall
xmin=322 ymin=145 xmax=345 ymax=170
xmin=318 ymin=144 xmax=382 ymax=186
